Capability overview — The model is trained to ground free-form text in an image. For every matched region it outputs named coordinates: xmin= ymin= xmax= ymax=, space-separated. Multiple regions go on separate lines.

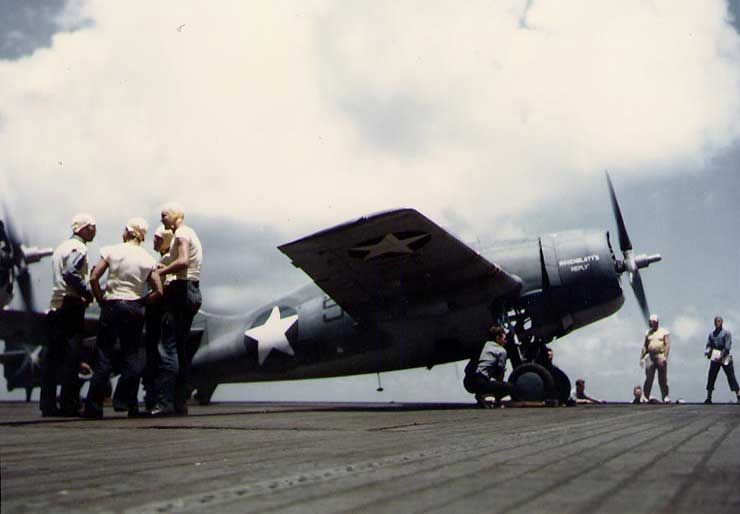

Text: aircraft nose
xmin=634 ymin=253 xmax=661 ymax=270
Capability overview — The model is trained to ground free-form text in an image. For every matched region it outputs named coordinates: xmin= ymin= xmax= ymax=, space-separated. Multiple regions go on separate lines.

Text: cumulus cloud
xmin=3 ymin=1 xmax=740 ymax=402
xmin=1 ymin=0 xmax=739 ymax=241
xmin=673 ymin=312 xmax=704 ymax=342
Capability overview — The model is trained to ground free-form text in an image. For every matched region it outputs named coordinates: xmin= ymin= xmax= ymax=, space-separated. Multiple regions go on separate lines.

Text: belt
xmin=103 ymin=298 xmax=147 ymax=305
xmin=169 ymin=279 xmax=199 ymax=288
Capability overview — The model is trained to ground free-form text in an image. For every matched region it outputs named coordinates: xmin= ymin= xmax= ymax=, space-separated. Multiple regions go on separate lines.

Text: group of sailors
xmin=638 ymin=313 xmax=738 ymax=404
xmin=464 ymin=312 xmax=739 ymax=407
xmin=40 ymin=202 xmax=202 ymax=418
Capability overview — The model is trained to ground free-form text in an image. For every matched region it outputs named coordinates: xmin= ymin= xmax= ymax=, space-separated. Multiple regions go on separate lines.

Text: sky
xmin=1 ymin=0 xmax=740 ymax=403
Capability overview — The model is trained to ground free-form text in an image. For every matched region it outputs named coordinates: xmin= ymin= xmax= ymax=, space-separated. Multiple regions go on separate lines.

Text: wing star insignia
xmin=244 ymin=306 xmax=298 ymax=366
xmin=349 ymin=232 xmax=431 ymax=261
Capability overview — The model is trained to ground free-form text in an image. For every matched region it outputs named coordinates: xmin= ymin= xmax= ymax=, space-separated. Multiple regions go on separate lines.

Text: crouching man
xmin=464 ymin=325 xmax=513 ymax=408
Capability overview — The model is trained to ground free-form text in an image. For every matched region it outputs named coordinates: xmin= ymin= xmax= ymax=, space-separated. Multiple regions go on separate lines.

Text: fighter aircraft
xmin=0 ymin=174 xmax=660 ymax=405
xmin=0 ymin=199 xmax=53 ymax=401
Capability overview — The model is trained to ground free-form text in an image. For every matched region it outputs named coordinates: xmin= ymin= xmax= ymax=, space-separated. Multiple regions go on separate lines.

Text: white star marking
xmin=30 ymin=346 xmax=42 ymax=366
xmin=351 ymin=233 xmax=429 ymax=261
xmin=245 ymin=306 xmax=298 ymax=366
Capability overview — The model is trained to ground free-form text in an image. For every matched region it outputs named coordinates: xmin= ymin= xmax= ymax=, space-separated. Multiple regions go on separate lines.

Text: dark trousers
xmin=40 ymin=297 xmax=86 ymax=414
xmin=141 ymin=301 xmax=164 ymax=409
xmin=707 ymin=359 xmax=739 ymax=393
xmin=85 ymin=300 xmax=145 ymax=415
xmin=464 ymin=369 xmax=513 ymax=402
xmin=155 ymin=280 xmax=201 ymax=412
xmin=644 ymin=356 xmax=669 ymax=400
xmin=474 ymin=373 xmax=513 ymax=401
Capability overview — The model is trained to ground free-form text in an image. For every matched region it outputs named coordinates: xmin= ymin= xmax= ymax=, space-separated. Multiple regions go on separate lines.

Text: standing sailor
xmin=40 ymin=213 xmax=96 ymax=417
xmin=141 ymin=225 xmax=174 ymax=411
xmin=150 ymin=202 xmax=202 ymax=416
xmin=704 ymin=316 xmax=739 ymax=404
xmin=84 ymin=218 xmax=162 ymax=418
xmin=640 ymin=314 xmax=671 ymax=403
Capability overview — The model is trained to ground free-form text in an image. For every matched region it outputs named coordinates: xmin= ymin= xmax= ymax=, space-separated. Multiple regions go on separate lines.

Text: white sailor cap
xmin=649 ymin=314 xmax=659 ymax=322
xmin=125 ymin=217 xmax=149 ymax=241
xmin=153 ymin=224 xmax=174 ymax=246
xmin=71 ymin=213 xmax=96 ymax=233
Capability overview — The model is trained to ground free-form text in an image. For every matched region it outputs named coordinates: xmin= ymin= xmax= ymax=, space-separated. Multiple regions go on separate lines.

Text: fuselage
xmin=191 ymin=229 xmax=624 ymax=387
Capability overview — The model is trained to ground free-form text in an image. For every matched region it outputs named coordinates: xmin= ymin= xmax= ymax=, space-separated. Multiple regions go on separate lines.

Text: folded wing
xmin=279 ymin=208 xmax=521 ymax=323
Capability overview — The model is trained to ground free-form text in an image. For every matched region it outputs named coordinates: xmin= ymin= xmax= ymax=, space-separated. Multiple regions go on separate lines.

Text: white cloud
xmin=3 ymin=1 xmax=740 ymax=403
xmin=1 ymin=0 xmax=738 ymax=241
xmin=673 ymin=312 xmax=704 ymax=342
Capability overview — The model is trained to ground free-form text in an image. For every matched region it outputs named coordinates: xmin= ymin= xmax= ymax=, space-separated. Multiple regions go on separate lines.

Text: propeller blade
xmin=605 ymin=171 xmax=632 ymax=252
xmin=1 ymin=197 xmax=24 ymax=252
xmin=16 ymin=267 xmax=34 ymax=312
xmin=1 ymin=195 xmax=50 ymax=312
xmin=630 ymin=269 xmax=651 ymax=326
xmin=606 ymin=173 xmax=659 ymax=327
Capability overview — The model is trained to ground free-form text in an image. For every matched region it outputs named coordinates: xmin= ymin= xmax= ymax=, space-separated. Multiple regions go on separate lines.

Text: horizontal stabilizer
xmin=0 ymin=309 xmax=98 ymax=344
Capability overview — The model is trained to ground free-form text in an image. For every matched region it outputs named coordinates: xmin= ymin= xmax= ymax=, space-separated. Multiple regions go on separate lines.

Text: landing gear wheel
xmin=509 ymin=363 xmax=555 ymax=403
xmin=549 ymin=366 xmax=571 ymax=406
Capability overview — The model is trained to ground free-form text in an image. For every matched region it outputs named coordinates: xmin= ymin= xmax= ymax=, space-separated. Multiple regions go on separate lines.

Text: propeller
xmin=0 ymin=198 xmax=52 ymax=312
xmin=605 ymin=172 xmax=662 ymax=326
xmin=0 ymin=345 xmax=42 ymax=390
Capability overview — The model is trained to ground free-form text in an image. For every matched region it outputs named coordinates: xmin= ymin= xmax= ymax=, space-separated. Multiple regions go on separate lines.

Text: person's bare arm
xmin=663 ymin=334 xmax=670 ymax=358
xmin=640 ymin=336 xmax=648 ymax=364
xmin=157 ymin=237 xmax=188 ymax=276
xmin=89 ymin=257 xmax=109 ymax=305
xmin=143 ymin=269 xmax=163 ymax=305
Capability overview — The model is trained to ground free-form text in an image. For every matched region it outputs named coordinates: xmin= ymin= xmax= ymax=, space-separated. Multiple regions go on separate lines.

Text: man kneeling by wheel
xmin=464 ymin=325 xmax=513 ymax=408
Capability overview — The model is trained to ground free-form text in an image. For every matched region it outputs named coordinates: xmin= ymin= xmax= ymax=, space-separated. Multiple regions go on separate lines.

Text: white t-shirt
xmin=645 ymin=326 xmax=670 ymax=357
xmin=170 ymin=224 xmax=202 ymax=281
xmin=100 ymin=242 xmax=157 ymax=300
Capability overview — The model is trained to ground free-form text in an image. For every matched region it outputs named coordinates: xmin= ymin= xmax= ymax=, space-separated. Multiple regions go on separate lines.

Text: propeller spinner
xmin=605 ymin=172 xmax=662 ymax=326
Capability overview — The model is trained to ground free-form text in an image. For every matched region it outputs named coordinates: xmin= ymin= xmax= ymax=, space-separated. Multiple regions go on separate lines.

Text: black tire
xmin=549 ymin=365 xmax=571 ymax=405
xmin=508 ymin=363 xmax=555 ymax=402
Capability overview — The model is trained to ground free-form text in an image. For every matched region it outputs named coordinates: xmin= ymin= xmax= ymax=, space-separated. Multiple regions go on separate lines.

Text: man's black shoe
xmin=147 ymin=406 xmax=175 ymax=417
xmin=704 ymin=398 xmax=712 ymax=404
xmin=127 ymin=406 xmax=144 ymax=418
xmin=41 ymin=409 xmax=63 ymax=417
xmin=81 ymin=409 xmax=103 ymax=420
xmin=113 ymin=401 xmax=128 ymax=412
xmin=58 ymin=409 xmax=83 ymax=418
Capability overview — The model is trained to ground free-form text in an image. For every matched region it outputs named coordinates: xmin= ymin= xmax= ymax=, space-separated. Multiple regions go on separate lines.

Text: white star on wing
xmin=352 ymin=233 xmax=429 ymax=261
xmin=244 ymin=306 xmax=298 ymax=366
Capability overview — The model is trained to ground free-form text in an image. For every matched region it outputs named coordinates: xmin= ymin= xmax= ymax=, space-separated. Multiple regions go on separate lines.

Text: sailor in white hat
xmin=40 ymin=213 xmax=97 ymax=417
xmin=83 ymin=218 xmax=163 ymax=418
xmin=639 ymin=313 xmax=671 ymax=403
